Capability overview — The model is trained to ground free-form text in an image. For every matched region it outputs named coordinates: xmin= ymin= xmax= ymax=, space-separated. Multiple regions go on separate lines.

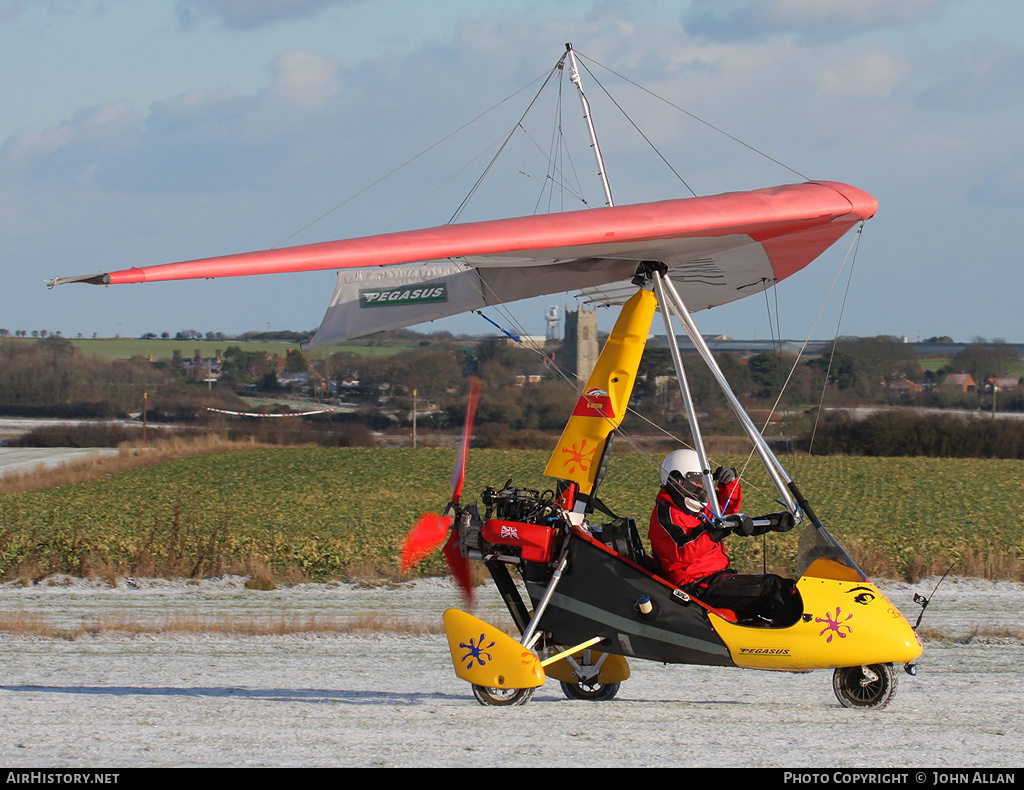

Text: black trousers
xmin=685 ymin=570 xmax=798 ymax=624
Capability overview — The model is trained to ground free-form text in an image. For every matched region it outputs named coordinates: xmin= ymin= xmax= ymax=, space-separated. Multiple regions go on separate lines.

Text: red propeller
xmin=400 ymin=376 xmax=481 ymax=605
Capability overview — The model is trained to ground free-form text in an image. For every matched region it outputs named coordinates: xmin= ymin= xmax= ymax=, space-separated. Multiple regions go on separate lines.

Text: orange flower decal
xmin=560 ymin=439 xmax=596 ymax=474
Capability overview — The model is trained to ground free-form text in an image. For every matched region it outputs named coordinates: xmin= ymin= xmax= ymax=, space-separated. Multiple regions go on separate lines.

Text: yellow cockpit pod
xmin=709 ymin=578 xmax=923 ymax=671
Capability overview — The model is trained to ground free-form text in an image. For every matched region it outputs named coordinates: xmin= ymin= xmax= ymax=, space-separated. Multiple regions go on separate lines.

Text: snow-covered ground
xmin=0 ymin=575 xmax=1021 ymax=769
xmin=0 ymin=447 xmax=121 ymax=478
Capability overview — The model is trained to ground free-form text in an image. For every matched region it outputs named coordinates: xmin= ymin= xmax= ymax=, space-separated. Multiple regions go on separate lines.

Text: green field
xmin=3 ymin=336 xmax=418 ymax=361
xmin=1 ymin=447 xmax=1021 ymax=582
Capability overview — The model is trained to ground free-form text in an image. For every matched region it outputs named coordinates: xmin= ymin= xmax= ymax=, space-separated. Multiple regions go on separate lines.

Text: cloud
xmin=0 ymin=100 xmax=143 ymax=188
xmin=173 ymin=0 xmax=365 ymax=30
xmin=0 ymin=18 xmax=924 ymax=206
xmin=682 ymin=0 xmax=951 ymax=42
xmin=0 ymin=50 xmax=352 ymax=195
xmin=0 ymin=15 xmax=1017 ymax=229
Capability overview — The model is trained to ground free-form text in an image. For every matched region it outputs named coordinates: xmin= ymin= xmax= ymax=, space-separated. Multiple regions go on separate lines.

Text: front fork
xmin=564 ymin=648 xmax=610 ymax=684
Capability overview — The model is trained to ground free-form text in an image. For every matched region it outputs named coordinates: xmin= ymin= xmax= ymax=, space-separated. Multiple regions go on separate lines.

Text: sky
xmin=2 ymin=0 xmax=1023 ymax=345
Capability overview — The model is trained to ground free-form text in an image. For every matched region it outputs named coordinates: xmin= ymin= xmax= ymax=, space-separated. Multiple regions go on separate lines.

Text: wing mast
xmin=566 ymin=43 xmax=613 ymax=209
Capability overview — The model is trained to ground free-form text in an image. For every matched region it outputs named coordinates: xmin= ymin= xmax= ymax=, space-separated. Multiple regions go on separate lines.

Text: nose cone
xmin=802 ymin=580 xmax=924 ymax=667
xmin=715 ymin=577 xmax=924 ymax=671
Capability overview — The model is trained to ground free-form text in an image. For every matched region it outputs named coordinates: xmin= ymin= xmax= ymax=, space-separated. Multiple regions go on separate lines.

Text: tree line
xmin=0 ymin=336 xmax=244 ymax=419
xmin=3 ymin=333 xmax=1023 ymax=457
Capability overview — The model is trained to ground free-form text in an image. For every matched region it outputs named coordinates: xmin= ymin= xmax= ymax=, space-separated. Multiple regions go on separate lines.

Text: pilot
xmin=648 ymin=449 xmax=798 ymax=624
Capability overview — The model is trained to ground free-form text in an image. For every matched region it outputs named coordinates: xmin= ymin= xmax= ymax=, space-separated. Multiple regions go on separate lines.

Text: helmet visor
xmin=667 ymin=470 xmax=709 ymax=506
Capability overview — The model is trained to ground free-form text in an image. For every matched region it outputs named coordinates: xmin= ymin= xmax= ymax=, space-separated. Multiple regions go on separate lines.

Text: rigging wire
xmin=808 ymin=223 xmax=864 ymax=454
xmin=575 ymin=51 xmax=812 ymax=184
xmin=269 ymin=69 xmax=554 ymax=249
xmin=719 ymin=223 xmax=865 ymax=512
xmin=300 ymin=42 xmax=857 ymax=505
xmin=757 ymin=278 xmax=783 ymax=571
xmin=470 ymin=295 xmax=691 ymax=488
xmin=450 ymin=104 xmax=683 ymax=480
xmin=377 ymin=130 xmax=516 ymax=233
xmin=573 ymin=58 xmax=698 ymax=198
xmin=496 ymin=83 xmax=591 ymax=217
xmin=458 ymin=76 xmax=584 ymax=221
xmin=538 ymin=76 xmax=590 ymax=213
xmin=464 ymin=51 xmax=865 ymax=531
xmin=759 ymin=223 xmax=866 ymax=439
xmin=765 ymin=278 xmax=790 ymax=445
xmin=762 ymin=280 xmax=779 ymax=354
xmin=448 ymin=52 xmax=569 ymax=225
xmin=447 ymin=45 xmax=829 ymax=493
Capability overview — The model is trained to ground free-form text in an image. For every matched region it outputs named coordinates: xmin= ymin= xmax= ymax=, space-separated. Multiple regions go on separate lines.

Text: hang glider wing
xmin=49 ymin=181 xmax=876 ymax=346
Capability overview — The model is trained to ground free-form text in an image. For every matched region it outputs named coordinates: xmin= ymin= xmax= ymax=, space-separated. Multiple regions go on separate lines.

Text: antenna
xmin=913 ymin=562 xmax=956 ymax=631
xmin=545 ymin=305 xmax=560 ymax=341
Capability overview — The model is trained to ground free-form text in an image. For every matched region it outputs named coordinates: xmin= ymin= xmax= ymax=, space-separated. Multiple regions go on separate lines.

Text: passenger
xmin=648 ymin=449 xmax=798 ymax=625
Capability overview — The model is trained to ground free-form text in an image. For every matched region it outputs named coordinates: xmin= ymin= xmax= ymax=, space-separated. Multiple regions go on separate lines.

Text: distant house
xmin=505 ymin=335 xmax=548 ymax=351
xmin=182 ymin=349 xmax=223 ymax=382
xmin=982 ymin=377 xmax=1021 ymax=400
xmin=942 ymin=373 xmax=976 ymax=393
xmin=307 ymin=371 xmax=328 ymax=397
xmin=889 ymin=378 xmax=925 ymax=396
xmin=277 ymin=372 xmax=312 ymax=389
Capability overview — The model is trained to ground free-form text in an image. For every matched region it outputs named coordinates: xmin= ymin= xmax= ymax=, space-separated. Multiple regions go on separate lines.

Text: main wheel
xmin=832 ymin=663 xmax=898 ymax=710
xmin=559 ymin=679 xmax=620 ymax=701
xmin=471 ymin=684 xmax=535 ymax=707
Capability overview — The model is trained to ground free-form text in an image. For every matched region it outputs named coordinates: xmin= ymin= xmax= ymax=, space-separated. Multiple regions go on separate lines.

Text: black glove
xmin=713 ymin=466 xmax=737 ymax=485
xmin=722 ymin=513 xmax=754 ymax=536
xmin=705 ymin=527 xmax=729 ymax=542
xmin=768 ymin=511 xmax=796 ymax=533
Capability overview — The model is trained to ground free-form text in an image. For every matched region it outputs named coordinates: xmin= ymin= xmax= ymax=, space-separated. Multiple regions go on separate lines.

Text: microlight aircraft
xmin=50 ymin=45 xmax=923 ymax=709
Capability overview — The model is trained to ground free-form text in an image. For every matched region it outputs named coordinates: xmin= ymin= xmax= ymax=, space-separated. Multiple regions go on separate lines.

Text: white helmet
xmin=660 ymin=449 xmax=708 ymax=512
xmin=660 ymin=449 xmax=701 ymax=486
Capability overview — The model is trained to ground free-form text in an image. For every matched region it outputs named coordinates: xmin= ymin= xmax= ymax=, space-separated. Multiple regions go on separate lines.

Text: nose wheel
xmin=832 ymin=663 xmax=898 ymax=710
xmin=472 ymin=684 xmax=536 ymax=707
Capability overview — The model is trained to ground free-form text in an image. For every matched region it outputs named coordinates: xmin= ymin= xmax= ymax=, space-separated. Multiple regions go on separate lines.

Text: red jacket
xmin=648 ymin=479 xmax=742 ymax=586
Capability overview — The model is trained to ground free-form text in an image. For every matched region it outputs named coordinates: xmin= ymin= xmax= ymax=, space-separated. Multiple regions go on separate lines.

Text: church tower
xmin=563 ymin=304 xmax=599 ymax=383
